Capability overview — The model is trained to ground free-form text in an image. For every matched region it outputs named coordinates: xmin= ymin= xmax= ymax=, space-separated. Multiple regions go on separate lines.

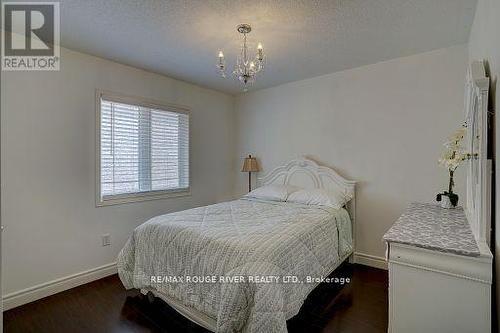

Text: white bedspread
xmin=117 ymin=198 xmax=352 ymax=332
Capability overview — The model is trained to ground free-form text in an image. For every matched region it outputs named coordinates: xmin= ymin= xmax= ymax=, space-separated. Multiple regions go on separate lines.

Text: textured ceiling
xmin=51 ymin=0 xmax=476 ymax=94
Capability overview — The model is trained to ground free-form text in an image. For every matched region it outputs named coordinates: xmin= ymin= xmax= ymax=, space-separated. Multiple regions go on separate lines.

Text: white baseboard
xmin=353 ymin=252 xmax=388 ymax=270
xmin=2 ymin=262 xmax=117 ymax=311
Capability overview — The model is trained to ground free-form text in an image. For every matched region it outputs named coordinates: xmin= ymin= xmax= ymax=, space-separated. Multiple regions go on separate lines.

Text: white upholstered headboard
xmin=464 ymin=61 xmax=491 ymax=250
xmin=257 ymin=158 xmax=356 ymax=250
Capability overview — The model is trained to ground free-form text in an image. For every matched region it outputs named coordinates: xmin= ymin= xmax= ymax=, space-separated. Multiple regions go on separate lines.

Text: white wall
xmin=468 ymin=0 xmax=500 ymax=327
xmin=1 ymin=48 xmax=235 ymax=298
xmin=234 ymin=45 xmax=468 ymax=261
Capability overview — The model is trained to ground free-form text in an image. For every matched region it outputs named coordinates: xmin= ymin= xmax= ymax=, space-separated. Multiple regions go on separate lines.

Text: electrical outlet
xmin=102 ymin=233 xmax=111 ymax=246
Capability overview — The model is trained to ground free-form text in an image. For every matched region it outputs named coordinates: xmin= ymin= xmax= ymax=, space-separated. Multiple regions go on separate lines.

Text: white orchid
xmin=450 ymin=127 xmax=467 ymax=141
xmin=439 ymin=127 xmax=466 ymax=172
xmin=437 ymin=125 xmax=467 ymax=207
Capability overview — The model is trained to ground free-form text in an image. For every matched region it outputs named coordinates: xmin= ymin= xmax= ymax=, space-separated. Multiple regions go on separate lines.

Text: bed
xmin=117 ymin=158 xmax=356 ymax=332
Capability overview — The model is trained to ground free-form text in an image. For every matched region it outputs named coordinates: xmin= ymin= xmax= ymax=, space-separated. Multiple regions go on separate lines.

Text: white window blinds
xmin=99 ymin=96 xmax=189 ymax=202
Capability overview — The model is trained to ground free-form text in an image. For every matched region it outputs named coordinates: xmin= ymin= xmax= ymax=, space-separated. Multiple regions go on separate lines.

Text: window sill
xmin=96 ymin=188 xmax=191 ymax=207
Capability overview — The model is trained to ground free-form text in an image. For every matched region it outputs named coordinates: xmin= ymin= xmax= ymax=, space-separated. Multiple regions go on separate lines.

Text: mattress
xmin=117 ymin=198 xmax=353 ymax=332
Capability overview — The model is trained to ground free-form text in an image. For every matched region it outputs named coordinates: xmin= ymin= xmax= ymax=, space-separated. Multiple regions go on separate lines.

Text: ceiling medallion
xmin=217 ymin=24 xmax=266 ymax=91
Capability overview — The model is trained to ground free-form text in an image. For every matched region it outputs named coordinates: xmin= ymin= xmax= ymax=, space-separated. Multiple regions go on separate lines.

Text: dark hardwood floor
xmin=4 ymin=264 xmax=387 ymax=333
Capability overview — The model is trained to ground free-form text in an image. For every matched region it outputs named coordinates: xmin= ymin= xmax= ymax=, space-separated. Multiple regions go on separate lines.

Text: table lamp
xmin=241 ymin=154 xmax=260 ymax=192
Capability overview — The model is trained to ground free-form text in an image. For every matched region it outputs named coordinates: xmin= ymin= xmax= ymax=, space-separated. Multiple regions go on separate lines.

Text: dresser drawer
xmin=388 ymin=252 xmax=491 ymax=333
xmin=389 ymin=243 xmax=491 ymax=284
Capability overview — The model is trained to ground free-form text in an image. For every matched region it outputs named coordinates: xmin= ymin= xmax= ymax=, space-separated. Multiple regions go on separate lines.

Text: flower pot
xmin=440 ymin=195 xmax=454 ymax=209
xmin=436 ymin=192 xmax=458 ymax=209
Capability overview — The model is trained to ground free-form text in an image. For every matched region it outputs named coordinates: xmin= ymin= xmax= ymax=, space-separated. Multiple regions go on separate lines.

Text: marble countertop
xmin=383 ymin=202 xmax=480 ymax=257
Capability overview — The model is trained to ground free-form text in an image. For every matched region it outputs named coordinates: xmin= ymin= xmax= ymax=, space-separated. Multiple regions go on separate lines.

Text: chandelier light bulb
xmin=257 ymin=43 xmax=264 ymax=62
xmin=217 ymin=50 xmax=226 ymax=77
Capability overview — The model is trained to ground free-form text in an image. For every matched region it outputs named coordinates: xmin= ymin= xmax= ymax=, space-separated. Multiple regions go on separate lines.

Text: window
xmin=97 ymin=91 xmax=190 ymax=205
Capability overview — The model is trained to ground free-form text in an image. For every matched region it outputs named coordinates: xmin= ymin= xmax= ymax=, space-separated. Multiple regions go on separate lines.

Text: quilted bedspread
xmin=117 ymin=198 xmax=352 ymax=332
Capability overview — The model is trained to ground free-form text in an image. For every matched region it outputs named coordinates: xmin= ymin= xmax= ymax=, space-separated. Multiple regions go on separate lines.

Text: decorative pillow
xmin=245 ymin=185 xmax=300 ymax=202
xmin=287 ymin=188 xmax=351 ymax=209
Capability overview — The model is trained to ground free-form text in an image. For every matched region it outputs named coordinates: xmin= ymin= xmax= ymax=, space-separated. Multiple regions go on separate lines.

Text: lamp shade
xmin=241 ymin=155 xmax=260 ymax=172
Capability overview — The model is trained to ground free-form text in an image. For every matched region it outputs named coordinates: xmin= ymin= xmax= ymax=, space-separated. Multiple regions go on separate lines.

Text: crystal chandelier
xmin=217 ymin=24 xmax=265 ymax=91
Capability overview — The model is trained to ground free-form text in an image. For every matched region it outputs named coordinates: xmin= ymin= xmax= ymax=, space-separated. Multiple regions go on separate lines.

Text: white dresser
xmin=383 ymin=203 xmax=492 ymax=333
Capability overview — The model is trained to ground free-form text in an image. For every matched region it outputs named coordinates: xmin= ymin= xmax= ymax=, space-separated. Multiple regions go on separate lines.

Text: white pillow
xmin=287 ymin=188 xmax=351 ymax=209
xmin=245 ymin=185 xmax=300 ymax=202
